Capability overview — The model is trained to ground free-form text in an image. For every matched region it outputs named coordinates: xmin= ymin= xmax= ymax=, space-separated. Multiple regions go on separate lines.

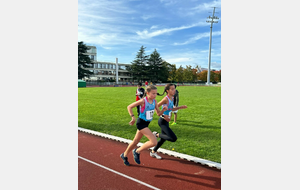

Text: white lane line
xmin=78 ymin=127 xmax=221 ymax=169
xmin=78 ymin=156 xmax=160 ymax=190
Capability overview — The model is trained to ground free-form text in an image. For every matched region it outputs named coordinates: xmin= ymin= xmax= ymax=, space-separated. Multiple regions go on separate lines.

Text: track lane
xmin=78 ymin=131 xmax=221 ymax=190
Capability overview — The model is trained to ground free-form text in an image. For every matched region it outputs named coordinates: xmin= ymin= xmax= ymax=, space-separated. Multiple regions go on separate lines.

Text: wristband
xmin=131 ymin=114 xmax=134 ymax=117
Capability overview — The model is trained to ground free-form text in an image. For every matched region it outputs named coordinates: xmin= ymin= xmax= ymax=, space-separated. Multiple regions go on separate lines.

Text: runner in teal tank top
xmin=120 ymin=85 xmax=167 ymax=166
xmin=161 ymin=95 xmax=174 ymax=117
xmin=150 ymin=83 xmax=188 ymax=160
xmin=139 ymin=96 xmax=156 ymax=122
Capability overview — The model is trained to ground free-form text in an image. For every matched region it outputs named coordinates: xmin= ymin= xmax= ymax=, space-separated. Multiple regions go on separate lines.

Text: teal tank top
xmin=161 ymin=95 xmax=174 ymax=116
xmin=139 ymin=97 xmax=156 ymax=121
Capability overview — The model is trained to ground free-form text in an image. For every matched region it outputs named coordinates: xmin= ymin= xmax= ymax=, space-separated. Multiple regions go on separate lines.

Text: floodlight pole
xmin=206 ymin=7 xmax=219 ymax=85
xmin=116 ymin=58 xmax=119 ymax=84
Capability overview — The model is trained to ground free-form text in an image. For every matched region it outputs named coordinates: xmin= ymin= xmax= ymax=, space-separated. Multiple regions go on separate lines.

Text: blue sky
xmin=78 ymin=0 xmax=221 ymax=70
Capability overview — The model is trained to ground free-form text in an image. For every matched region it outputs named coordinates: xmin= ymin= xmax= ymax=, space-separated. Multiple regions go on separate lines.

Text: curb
xmin=78 ymin=127 xmax=221 ymax=170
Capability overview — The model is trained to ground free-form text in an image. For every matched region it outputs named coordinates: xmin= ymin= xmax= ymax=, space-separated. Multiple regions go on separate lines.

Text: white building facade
xmin=83 ymin=46 xmax=133 ymax=82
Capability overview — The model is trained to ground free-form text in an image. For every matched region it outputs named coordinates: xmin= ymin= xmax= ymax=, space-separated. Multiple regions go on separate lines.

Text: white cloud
xmin=191 ymin=0 xmax=221 ymax=12
xmin=136 ymin=22 xmax=207 ymax=39
xmin=174 ymin=31 xmax=221 ymax=46
xmin=150 ymin=25 xmax=159 ymax=30
xmin=78 ymin=0 xmax=221 ymax=69
xmin=141 ymin=14 xmax=156 ymax=20
xmin=211 ymin=62 xmax=221 ymax=69
xmin=159 ymin=0 xmax=178 ymax=6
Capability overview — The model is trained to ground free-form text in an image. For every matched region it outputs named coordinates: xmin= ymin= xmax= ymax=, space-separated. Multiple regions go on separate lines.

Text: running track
xmin=78 ymin=131 xmax=221 ymax=190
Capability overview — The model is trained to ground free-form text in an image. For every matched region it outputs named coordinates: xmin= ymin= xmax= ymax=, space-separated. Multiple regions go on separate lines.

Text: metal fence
xmin=85 ymin=81 xmax=221 ymax=87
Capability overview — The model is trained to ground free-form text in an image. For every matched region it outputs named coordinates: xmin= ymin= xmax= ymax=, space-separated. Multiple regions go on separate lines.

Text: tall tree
xmin=126 ymin=46 xmax=149 ymax=82
xmin=183 ymin=65 xmax=195 ymax=82
xmin=147 ymin=49 xmax=164 ymax=82
xmin=78 ymin=41 xmax=93 ymax=79
xmin=175 ymin=65 xmax=184 ymax=82
xmin=159 ymin=60 xmax=172 ymax=82
xmin=168 ymin=64 xmax=177 ymax=83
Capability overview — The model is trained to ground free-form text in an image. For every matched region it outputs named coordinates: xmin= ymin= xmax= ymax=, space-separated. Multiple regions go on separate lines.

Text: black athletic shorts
xmin=136 ymin=117 xmax=150 ymax=130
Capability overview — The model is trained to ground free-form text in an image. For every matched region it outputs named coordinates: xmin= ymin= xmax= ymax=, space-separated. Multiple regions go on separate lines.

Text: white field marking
xmin=78 ymin=156 xmax=161 ymax=190
xmin=78 ymin=127 xmax=221 ymax=169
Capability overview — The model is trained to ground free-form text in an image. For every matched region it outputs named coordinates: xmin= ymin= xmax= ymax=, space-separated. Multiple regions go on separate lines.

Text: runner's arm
xmin=172 ymin=105 xmax=188 ymax=111
xmin=155 ymin=100 xmax=167 ymax=116
xmin=127 ymin=99 xmax=144 ymax=125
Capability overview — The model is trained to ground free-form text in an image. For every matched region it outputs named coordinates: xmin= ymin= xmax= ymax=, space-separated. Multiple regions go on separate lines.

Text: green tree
xmin=78 ymin=41 xmax=93 ymax=79
xmin=175 ymin=65 xmax=184 ymax=82
xmin=159 ymin=60 xmax=172 ymax=82
xmin=183 ymin=65 xmax=195 ymax=82
xmin=192 ymin=68 xmax=198 ymax=82
xmin=147 ymin=49 xmax=165 ymax=82
xmin=126 ymin=46 xmax=149 ymax=82
xmin=168 ymin=64 xmax=177 ymax=83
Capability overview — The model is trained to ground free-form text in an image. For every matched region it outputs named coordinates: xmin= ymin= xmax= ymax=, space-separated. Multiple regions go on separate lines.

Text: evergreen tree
xmin=147 ymin=49 xmax=164 ymax=82
xmin=78 ymin=41 xmax=93 ymax=79
xmin=126 ymin=46 xmax=149 ymax=82
xmin=160 ymin=61 xmax=172 ymax=82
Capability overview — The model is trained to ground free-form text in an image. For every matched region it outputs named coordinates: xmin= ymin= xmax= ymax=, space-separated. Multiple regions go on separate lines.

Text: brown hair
xmin=157 ymin=83 xmax=175 ymax=96
xmin=142 ymin=85 xmax=157 ymax=98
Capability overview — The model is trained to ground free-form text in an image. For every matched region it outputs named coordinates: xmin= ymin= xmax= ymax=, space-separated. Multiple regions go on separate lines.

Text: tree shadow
xmin=130 ymin=165 xmax=221 ymax=189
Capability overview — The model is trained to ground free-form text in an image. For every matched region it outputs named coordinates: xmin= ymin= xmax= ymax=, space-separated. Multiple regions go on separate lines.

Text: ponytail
xmin=157 ymin=83 xmax=175 ymax=96
xmin=157 ymin=90 xmax=166 ymax=96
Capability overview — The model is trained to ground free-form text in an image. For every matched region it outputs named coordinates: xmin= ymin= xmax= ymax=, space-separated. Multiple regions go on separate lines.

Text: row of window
xmin=93 ymin=64 xmax=126 ymax=70
xmin=89 ymin=70 xmax=131 ymax=76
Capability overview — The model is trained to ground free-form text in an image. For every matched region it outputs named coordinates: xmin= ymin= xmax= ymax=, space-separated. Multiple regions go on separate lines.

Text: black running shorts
xmin=136 ymin=117 xmax=150 ymax=130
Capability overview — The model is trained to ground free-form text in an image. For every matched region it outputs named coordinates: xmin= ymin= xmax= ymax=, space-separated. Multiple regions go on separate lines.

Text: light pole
xmin=116 ymin=58 xmax=119 ymax=84
xmin=206 ymin=7 xmax=219 ymax=85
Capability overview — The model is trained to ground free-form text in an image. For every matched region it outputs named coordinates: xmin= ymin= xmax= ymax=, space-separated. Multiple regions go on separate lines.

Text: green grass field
xmin=78 ymin=85 xmax=221 ymax=163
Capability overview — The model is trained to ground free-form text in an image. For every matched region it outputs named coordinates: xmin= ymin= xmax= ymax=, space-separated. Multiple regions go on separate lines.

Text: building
xmin=85 ymin=46 xmax=97 ymax=62
xmin=196 ymin=66 xmax=208 ymax=74
xmin=89 ymin=61 xmax=132 ymax=82
xmin=83 ymin=46 xmax=133 ymax=82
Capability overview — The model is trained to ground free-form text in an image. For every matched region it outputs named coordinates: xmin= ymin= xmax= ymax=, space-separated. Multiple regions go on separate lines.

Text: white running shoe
xmin=153 ymin=131 xmax=158 ymax=138
xmin=150 ymin=151 xmax=162 ymax=159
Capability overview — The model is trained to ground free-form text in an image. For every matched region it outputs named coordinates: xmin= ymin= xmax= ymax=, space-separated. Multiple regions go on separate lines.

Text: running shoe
xmin=132 ymin=148 xmax=141 ymax=164
xmin=120 ymin=153 xmax=130 ymax=166
xmin=150 ymin=151 xmax=162 ymax=159
xmin=153 ymin=131 xmax=158 ymax=138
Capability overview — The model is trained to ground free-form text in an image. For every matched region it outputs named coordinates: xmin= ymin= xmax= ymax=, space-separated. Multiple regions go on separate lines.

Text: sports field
xmin=78 ymin=85 xmax=221 ymax=163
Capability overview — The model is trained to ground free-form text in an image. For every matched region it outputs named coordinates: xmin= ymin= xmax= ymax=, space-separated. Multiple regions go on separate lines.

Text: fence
xmin=85 ymin=81 xmax=221 ymax=87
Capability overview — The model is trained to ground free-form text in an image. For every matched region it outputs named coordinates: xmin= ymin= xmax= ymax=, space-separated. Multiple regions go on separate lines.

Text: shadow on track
xmin=130 ymin=165 xmax=221 ymax=189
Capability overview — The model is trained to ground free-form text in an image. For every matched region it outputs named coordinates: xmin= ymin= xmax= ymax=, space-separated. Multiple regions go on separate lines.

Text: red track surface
xmin=78 ymin=131 xmax=221 ymax=190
